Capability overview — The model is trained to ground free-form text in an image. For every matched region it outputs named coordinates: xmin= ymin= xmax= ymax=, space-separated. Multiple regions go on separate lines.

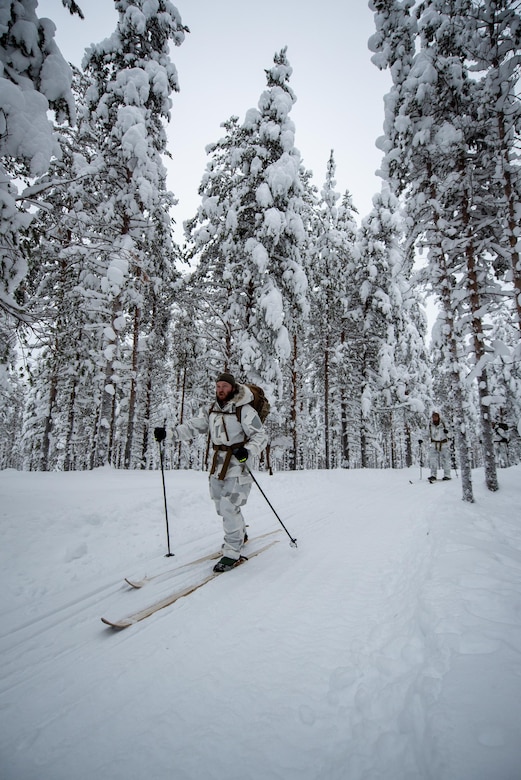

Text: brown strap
xmin=210 ymin=440 xmax=247 ymax=480
xmin=209 ymin=405 xmax=234 ymax=443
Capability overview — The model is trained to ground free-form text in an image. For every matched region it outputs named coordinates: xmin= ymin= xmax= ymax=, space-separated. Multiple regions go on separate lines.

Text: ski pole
xmin=158 ymin=433 xmax=174 ymax=558
xmin=418 ymin=439 xmax=423 ymax=480
xmin=246 ymin=466 xmax=297 ymax=547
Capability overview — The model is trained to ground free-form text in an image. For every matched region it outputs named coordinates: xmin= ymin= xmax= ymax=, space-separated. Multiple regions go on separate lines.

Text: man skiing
xmin=426 ymin=411 xmax=451 ymax=483
xmin=154 ymin=372 xmax=268 ymax=572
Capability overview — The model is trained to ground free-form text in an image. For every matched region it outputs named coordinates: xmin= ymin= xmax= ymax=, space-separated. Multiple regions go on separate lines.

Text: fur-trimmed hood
xmin=223 ymin=383 xmax=253 ymax=409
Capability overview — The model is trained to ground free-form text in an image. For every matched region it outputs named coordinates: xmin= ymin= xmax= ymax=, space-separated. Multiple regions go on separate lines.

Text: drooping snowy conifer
xmin=187 ymin=49 xmax=309 ymax=387
xmin=350 ymin=185 xmax=429 ymax=467
xmin=78 ymin=0 xmax=187 ymax=468
xmin=305 ymin=151 xmax=359 ymax=468
xmin=185 ymin=48 xmax=312 ymax=468
xmin=465 ymin=0 xmax=521 ymax=335
xmin=0 ymin=0 xmax=75 ymax=372
xmin=368 ymin=0 xmax=517 ymax=496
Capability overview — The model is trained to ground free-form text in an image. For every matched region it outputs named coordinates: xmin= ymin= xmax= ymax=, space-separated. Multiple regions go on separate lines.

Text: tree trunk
xmin=390 ymin=410 xmax=396 ymax=469
xmin=289 ymin=333 xmax=298 ymax=470
xmin=176 ymin=363 xmax=187 ymax=469
xmin=124 ymin=306 xmax=141 ymax=469
xmin=340 ymin=390 xmax=350 ymax=468
xmin=40 ymin=371 xmax=58 ymax=471
xmin=63 ymin=373 xmax=78 ymax=471
xmin=405 ymin=417 xmax=412 ymax=468
xmin=427 ymin=169 xmax=474 ymax=502
xmin=360 ymin=404 xmax=368 ymax=469
xmin=497 ymin=109 xmax=521 ymax=330
xmin=339 ymin=329 xmax=351 ymax=468
xmin=93 ymin=300 xmax=119 ymax=468
xmin=488 ymin=17 xmax=521 ymax=330
xmin=324 ymin=333 xmax=330 ymax=469
xmin=462 ymin=186 xmax=499 ymax=492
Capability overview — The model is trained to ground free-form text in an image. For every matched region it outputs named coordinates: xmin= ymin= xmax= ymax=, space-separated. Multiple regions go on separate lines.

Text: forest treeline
xmin=1 ymin=1 xmax=520 ymax=503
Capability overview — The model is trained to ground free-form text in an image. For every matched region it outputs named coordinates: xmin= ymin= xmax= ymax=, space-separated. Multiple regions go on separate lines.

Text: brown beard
xmin=216 ymin=388 xmax=236 ymax=407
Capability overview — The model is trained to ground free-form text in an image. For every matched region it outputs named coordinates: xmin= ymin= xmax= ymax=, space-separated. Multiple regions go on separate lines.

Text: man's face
xmin=432 ymin=413 xmax=440 ymax=425
xmin=216 ymin=381 xmax=234 ymax=402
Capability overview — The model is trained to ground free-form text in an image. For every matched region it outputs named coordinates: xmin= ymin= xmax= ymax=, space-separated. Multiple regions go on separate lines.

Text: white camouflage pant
xmin=209 ymin=475 xmax=252 ymax=559
xmin=429 ymin=442 xmax=451 ymax=478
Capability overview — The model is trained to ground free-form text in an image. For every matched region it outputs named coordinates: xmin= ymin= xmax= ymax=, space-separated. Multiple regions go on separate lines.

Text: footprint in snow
xmin=63 ymin=543 xmax=88 ymax=562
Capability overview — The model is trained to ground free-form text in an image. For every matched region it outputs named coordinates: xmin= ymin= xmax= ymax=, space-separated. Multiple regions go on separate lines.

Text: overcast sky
xmin=48 ymin=0 xmax=391 ymax=241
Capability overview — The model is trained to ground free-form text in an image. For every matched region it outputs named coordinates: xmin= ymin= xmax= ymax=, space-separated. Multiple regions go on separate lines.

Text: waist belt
xmin=432 ymin=439 xmax=448 ymax=451
xmin=210 ymin=440 xmax=247 ymax=480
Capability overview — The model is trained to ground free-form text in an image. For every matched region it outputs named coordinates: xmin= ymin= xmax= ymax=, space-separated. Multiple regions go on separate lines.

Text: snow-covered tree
xmin=77 ymin=0 xmax=187 ymax=468
xmin=183 ymin=116 xmax=252 ymax=373
xmin=369 ymin=0 xmax=521 ymax=495
xmin=0 ymin=0 xmax=75 ymax=376
xmin=185 ymin=48 xmax=312 ymax=468
xmin=462 ymin=0 xmax=521 ymax=333
xmin=305 ymin=151 xmax=359 ymax=468
xmin=349 ymin=185 xmax=428 ymax=467
xmin=483 ymin=308 xmax=521 ymax=466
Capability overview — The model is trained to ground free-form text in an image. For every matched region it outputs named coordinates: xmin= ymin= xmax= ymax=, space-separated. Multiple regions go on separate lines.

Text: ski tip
xmin=125 ymin=577 xmax=144 ymax=589
xmin=101 ymin=616 xmax=133 ymax=629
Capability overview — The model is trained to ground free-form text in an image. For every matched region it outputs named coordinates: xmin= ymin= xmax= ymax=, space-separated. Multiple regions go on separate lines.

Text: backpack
xmin=237 ymin=383 xmax=270 ymax=424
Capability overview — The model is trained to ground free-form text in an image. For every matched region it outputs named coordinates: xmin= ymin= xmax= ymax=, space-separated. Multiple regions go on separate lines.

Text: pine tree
xmin=79 ymin=0 xmax=187 ymax=468
xmin=0 ymin=0 xmax=75 ymax=378
xmin=349 ymin=185 xmax=428 ymax=467
xmin=185 ymin=48 xmax=311 ymax=468
xmin=368 ymin=0 xmax=520 ymax=495
xmin=18 ymin=68 xmax=97 ymax=471
xmin=462 ymin=0 xmax=521 ymax=333
xmin=306 ymin=151 xmax=359 ymax=468
xmin=417 ymin=0 xmax=501 ymax=492
xmin=183 ymin=116 xmax=252 ymax=374
xmin=484 ymin=308 xmax=521 ymax=467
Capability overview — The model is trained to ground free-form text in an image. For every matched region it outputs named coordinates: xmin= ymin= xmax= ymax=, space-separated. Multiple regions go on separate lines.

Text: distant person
xmin=154 ymin=372 xmax=268 ymax=572
xmin=426 ymin=411 xmax=451 ymax=483
xmin=493 ymin=422 xmax=509 ymax=467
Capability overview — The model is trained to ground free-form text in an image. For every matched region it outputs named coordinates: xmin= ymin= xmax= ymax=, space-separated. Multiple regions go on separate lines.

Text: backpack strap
xmin=208 ymin=400 xmax=250 ymax=479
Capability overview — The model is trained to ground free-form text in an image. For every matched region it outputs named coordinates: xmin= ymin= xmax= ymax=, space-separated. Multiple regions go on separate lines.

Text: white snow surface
xmin=1 ymin=465 xmax=521 ymax=780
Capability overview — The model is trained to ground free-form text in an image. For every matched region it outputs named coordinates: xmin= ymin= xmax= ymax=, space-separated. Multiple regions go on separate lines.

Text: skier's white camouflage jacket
xmin=170 ymin=384 xmax=268 ymax=481
xmin=426 ymin=418 xmax=450 ymax=447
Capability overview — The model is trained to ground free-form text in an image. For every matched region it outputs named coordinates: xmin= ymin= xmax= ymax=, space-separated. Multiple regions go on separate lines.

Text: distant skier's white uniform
xmin=427 ymin=417 xmax=451 ymax=479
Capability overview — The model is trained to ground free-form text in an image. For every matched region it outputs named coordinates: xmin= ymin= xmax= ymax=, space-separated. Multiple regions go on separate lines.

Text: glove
xmin=233 ymin=446 xmax=249 ymax=463
xmin=154 ymin=427 xmax=166 ymax=442
xmin=418 ymin=439 xmax=423 ymax=445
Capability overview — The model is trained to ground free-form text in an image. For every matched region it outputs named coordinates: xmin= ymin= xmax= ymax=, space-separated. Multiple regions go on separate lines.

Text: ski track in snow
xmin=1 ymin=466 xmax=521 ymax=780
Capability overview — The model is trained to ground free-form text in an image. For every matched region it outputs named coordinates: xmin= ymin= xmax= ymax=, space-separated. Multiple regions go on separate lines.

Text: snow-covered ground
xmin=1 ymin=464 xmax=520 ymax=780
